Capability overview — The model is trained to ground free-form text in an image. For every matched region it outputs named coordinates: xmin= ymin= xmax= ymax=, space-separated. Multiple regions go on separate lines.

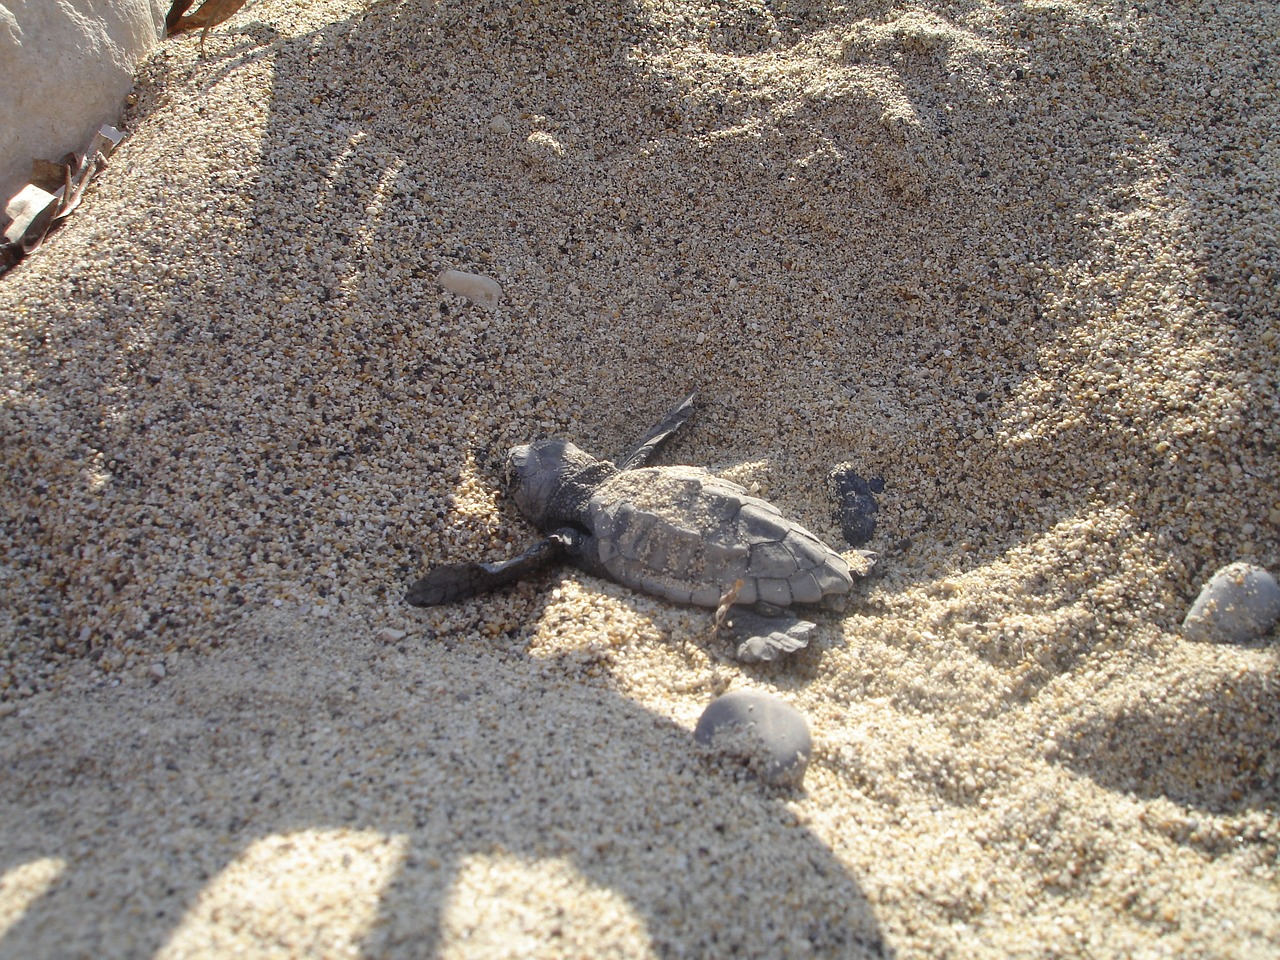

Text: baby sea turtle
xmin=407 ymin=394 xmax=872 ymax=661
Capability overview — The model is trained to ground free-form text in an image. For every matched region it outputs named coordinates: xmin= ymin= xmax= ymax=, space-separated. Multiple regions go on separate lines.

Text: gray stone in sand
xmin=407 ymin=394 xmax=872 ymax=662
xmin=1182 ymin=562 xmax=1280 ymax=644
xmin=695 ymin=690 xmax=812 ymax=788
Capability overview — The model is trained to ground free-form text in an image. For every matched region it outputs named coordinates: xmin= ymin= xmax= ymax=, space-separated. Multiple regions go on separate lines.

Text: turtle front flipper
xmin=405 ymin=536 xmax=567 ymax=606
xmin=724 ymin=609 xmax=818 ymax=663
xmin=616 ymin=392 xmax=697 ymax=470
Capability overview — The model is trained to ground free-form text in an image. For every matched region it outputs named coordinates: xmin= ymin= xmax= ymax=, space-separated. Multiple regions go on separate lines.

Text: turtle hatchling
xmin=407 ymin=394 xmax=873 ymax=661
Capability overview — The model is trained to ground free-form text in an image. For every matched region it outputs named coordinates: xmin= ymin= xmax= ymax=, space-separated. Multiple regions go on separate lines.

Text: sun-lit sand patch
xmin=155 ymin=830 xmax=406 ymax=960
xmin=0 ymin=858 xmax=66 ymax=941
xmin=438 ymin=854 xmax=655 ymax=960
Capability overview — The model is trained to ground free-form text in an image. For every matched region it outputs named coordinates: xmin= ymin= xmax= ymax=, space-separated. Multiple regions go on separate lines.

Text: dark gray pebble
xmin=827 ymin=464 xmax=882 ymax=546
xmin=695 ymin=690 xmax=812 ymax=787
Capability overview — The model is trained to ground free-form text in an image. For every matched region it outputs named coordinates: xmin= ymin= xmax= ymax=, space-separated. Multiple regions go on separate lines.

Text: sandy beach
xmin=2 ymin=0 xmax=1278 ymax=955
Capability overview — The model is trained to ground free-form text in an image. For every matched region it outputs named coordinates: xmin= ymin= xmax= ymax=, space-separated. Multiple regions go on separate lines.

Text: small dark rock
xmin=827 ymin=463 xmax=882 ymax=546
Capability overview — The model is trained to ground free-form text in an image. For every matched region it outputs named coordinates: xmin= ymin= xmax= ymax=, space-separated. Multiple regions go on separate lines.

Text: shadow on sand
xmin=0 ymin=610 xmax=887 ymax=957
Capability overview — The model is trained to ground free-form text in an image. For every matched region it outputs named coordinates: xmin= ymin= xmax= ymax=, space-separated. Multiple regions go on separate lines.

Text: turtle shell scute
xmin=585 ymin=466 xmax=852 ymax=608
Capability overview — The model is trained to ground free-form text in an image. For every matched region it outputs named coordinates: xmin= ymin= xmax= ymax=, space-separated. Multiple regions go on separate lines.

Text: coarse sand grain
xmin=1 ymin=0 xmax=1278 ymax=956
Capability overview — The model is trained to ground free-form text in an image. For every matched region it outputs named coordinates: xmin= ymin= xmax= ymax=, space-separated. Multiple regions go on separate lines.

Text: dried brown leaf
xmin=710 ymin=579 xmax=744 ymax=642
xmin=0 ymin=125 xmax=126 ymax=274
xmin=165 ymin=0 xmax=198 ymax=33
xmin=167 ymin=0 xmax=250 ymax=52
xmin=29 ymin=158 xmax=70 ymax=194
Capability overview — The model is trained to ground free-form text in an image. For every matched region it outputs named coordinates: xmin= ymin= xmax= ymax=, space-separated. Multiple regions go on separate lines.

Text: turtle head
xmin=505 ymin=440 xmax=611 ymax=530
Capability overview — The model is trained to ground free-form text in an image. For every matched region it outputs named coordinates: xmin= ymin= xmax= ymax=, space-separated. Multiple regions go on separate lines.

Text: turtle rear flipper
xmin=406 ymin=536 xmax=567 ymax=606
xmin=616 ymin=392 xmax=696 ymax=470
xmin=726 ymin=609 xmax=817 ymax=663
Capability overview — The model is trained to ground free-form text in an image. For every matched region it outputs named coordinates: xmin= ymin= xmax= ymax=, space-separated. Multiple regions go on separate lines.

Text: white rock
xmin=1182 ymin=562 xmax=1280 ymax=644
xmin=439 ymin=269 xmax=502 ymax=310
xmin=1 ymin=0 xmax=167 ymax=204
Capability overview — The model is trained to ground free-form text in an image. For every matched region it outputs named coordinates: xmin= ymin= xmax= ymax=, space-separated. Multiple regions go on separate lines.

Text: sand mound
xmin=1 ymin=0 xmax=1276 ymax=955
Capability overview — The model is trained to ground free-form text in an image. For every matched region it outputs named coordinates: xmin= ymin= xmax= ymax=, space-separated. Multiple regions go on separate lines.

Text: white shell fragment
xmin=2 ymin=184 xmax=58 ymax=245
xmin=1182 ymin=562 xmax=1280 ymax=644
xmin=439 ymin=269 xmax=502 ymax=310
xmin=695 ymin=690 xmax=812 ymax=788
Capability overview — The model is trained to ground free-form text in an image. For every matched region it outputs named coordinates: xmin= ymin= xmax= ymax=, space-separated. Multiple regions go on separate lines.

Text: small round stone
xmin=695 ymin=690 xmax=812 ymax=788
xmin=1182 ymin=562 xmax=1280 ymax=644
